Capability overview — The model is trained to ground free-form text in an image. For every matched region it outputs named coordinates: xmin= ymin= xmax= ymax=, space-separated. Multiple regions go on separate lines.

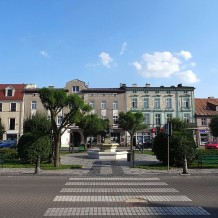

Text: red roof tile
xmin=0 ymin=84 xmax=26 ymax=101
xmin=195 ymin=98 xmax=218 ymax=116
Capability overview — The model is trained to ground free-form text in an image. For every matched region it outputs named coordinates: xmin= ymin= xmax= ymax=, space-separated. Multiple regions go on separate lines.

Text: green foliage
xmin=195 ymin=148 xmax=218 ymax=157
xmin=39 ymin=87 xmax=91 ymax=167
xmin=78 ymin=114 xmax=109 ymax=138
xmin=17 ymin=133 xmax=51 ymax=163
xmin=209 ymin=115 xmax=218 ymax=137
xmin=118 ymin=111 xmax=147 ymax=149
xmin=153 ymin=118 xmax=196 ymax=167
xmin=169 ymin=134 xmax=196 ymax=167
xmin=0 ymin=149 xmax=18 ymax=159
xmin=118 ymin=111 xmax=146 ymax=135
xmin=23 ymin=113 xmax=51 ymax=136
xmin=152 ymin=132 xmax=168 ymax=164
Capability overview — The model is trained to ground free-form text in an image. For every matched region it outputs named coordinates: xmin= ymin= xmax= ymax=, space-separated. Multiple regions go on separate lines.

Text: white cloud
xmin=120 ymin=42 xmax=127 ymax=55
xmin=177 ymin=70 xmax=200 ymax=83
xmin=180 ymin=50 xmax=192 ymax=60
xmin=132 ymin=61 xmax=142 ymax=70
xmin=99 ymin=52 xmax=113 ymax=68
xmin=132 ymin=50 xmax=199 ymax=84
xmin=40 ymin=50 xmax=49 ymax=58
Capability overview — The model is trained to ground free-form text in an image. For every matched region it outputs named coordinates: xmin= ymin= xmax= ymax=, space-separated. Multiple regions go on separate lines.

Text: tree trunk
xmin=130 ymin=133 xmax=133 ymax=151
xmin=54 ymin=133 xmax=61 ymax=167
xmin=182 ymin=155 xmax=189 ymax=174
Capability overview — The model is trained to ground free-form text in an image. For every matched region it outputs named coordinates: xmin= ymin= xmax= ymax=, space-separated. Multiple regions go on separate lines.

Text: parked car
xmin=205 ymin=141 xmax=218 ymax=150
xmin=0 ymin=140 xmax=16 ymax=149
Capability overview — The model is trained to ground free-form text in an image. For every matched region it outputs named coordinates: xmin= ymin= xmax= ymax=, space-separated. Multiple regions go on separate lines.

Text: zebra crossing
xmin=44 ymin=176 xmax=210 ymax=217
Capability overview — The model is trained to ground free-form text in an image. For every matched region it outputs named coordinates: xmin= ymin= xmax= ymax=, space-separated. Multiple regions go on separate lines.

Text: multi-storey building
xmin=66 ymin=80 xmax=196 ymax=148
xmin=195 ymin=97 xmax=218 ymax=145
xmin=0 ymin=84 xmax=26 ymax=141
xmin=0 ymin=80 xmax=197 ymax=149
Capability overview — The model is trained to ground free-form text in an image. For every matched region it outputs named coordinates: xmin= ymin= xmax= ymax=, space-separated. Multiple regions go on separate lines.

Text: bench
xmin=0 ymin=153 xmax=5 ymax=168
xmin=198 ymin=154 xmax=218 ymax=168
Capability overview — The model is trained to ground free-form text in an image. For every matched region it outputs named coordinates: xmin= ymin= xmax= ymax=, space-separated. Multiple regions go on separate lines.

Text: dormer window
xmin=5 ymin=87 xmax=14 ymax=97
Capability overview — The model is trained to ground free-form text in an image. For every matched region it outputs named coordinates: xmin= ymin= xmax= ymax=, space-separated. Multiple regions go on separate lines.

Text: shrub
xmin=0 ymin=148 xmax=18 ymax=159
xmin=17 ymin=133 xmax=51 ymax=163
xmin=152 ymin=132 xmax=196 ymax=167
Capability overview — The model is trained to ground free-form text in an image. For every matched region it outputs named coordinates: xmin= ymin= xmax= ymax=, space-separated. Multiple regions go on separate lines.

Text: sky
xmin=0 ymin=0 xmax=218 ymax=98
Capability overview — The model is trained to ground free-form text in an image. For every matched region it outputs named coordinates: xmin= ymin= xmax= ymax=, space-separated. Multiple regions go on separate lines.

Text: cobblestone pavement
xmin=1 ymin=151 xmax=218 ymax=176
xmin=1 ymin=152 xmax=218 ymax=217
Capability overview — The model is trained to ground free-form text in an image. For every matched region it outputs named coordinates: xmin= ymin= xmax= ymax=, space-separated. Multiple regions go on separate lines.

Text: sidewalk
xmin=1 ymin=152 xmax=218 ymax=176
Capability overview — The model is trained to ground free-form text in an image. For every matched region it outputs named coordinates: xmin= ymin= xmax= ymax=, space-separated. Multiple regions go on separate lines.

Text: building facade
xmin=195 ymin=97 xmax=218 ymax=146
xmin=0 ymin=80 xmax=197 ymax=149
xmin=0 ymin=84 xmax=26 ymax=141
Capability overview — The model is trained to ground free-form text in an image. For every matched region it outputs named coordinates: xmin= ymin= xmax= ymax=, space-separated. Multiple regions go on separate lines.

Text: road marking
xmin=69 ymin=177 xmax=160 ymax=181
xmin=44 ymin=206 xmax=210 ymax=216
xmin=61 ymin=187 xmax=178 ymax=193
xmin=65 ymin=181 xmax=167 ymax=186
xmin=53 ymin=195 xmax=192 ymax=202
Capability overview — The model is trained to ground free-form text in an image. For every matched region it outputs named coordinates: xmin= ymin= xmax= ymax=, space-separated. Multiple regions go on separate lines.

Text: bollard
xmin=35 ymin=156 xmax=40 ymax=174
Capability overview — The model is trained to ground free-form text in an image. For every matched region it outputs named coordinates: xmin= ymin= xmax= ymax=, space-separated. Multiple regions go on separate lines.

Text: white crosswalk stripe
xmin=44 ymin=176 xmax=211 ymax=216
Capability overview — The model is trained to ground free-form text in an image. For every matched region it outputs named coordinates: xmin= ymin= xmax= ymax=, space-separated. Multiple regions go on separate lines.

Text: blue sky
xmin=0 ymin=0 xmax=218 ymax=97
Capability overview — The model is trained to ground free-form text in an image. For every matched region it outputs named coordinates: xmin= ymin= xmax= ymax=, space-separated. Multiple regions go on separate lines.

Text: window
xmin=113 ymin=101 xmax=118 ymax=110
xmin=31 ymin=101 xmax=37 ymax=110
xmin=143 ymin=98 xmax=149 ymax=109
xmin=155 ymin=114 xmax=161 ymax=125
xmin=113 ymin=116 xmax=118 ymax=124
xmin=166 ymin=114 xmax=172 ymax=122
xmin=6 ymin=89 xmax=13 ymax=96
xmin=57 ymin=116 xmax=62 ymax=125
xmin=183 ymin=113 xmax=190 ymax=123
xmin=183 ymin=97 xmax=190 ymax=108
xmin=154 ymin=98 xmax=160 ymax=109
xmin=72 ymin=86 xmax=79 ymax=93
xmin=166 ymin=98 xmax=172 ymax=109
xmin=9 ymin=118 xmax=15 ymax=130
xmin=10 ymin=103 xmax=16 ymax=111
xmin=101 ymin=101 xmax=106 ymax=109
xmin=0 ymin=103 xmax=2 ymax=111
xmin=201 ymin=118 xmax=207 ymax=126
xmin=144 ymin=114 xmax=150 ymax=124
xmin=101 ymin=116 xmax=107 ymax=120
xmin=132 ymin=97 xmax=138 ymax=109
xmin=89 ymin=102 xmax=95 ymax=110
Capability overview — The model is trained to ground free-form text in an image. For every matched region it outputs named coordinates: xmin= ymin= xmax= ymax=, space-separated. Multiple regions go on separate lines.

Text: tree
xmin=17 ymin=113 xmax=52 ymax=163
xmin=23 ymin=113 xmax=51 ymax=136
xmin=39 ymin=88 xmax=91 ymax=167
xmin=0 ymin=120 xmax=5 ymax=140
xmin=209 ymin=115 xmax=218 ymax=138
xmin=152 ymin=118 xmax=196 ymax=168
xmin=77 ymin=114 xmax=109 ymax=148
xmin=118 ymin=111 xmax=147 ymax=150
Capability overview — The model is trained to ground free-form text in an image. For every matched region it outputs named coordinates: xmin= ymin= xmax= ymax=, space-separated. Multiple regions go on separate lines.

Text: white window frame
xmin=101 ymin=101 xmax=106 ymax=109
xmin=89 ymin=102 xmax=95 ymax=110
xmin=201 ymin=118 xmax=207 ymax=126
xmin=154 ymin=98 xmax=160 ymax=109
xmin=166 ymin=98 xmax=172 ymax=109
xmin=113 ymin=115 xmax=118 ymax=124
xmin=183 ymin=97 xmax=190 ymax=108
xmin=143 ymin=98 xmax=149 ymax=109
xmin=72 ymin=86 xmax=79 ymax=93
xmin=144 ymin=113 xmax=150 ymax=125
xmin=132 ymin=97 xmax=138 ymax=109
xmin=113 ymin=101 xmax=118 ymax=110
xmin=183 ymin=113 xmax=190 ymax=123
xmin=31 ymin=101 xmax=37 ymax=110
xmin=155 ymin=114 xmax=161 ymax=125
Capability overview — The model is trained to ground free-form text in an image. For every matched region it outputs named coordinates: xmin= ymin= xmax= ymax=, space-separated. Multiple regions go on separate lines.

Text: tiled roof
xmin=0 ymin=84 xmax=26 ymax=100
xmin=195 ymin=98 xmax=218 ymax=116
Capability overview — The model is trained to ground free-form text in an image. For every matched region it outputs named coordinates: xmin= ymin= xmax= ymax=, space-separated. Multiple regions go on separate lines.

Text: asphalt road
xmin=0 ymin=174 xmax=217 ymax=218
